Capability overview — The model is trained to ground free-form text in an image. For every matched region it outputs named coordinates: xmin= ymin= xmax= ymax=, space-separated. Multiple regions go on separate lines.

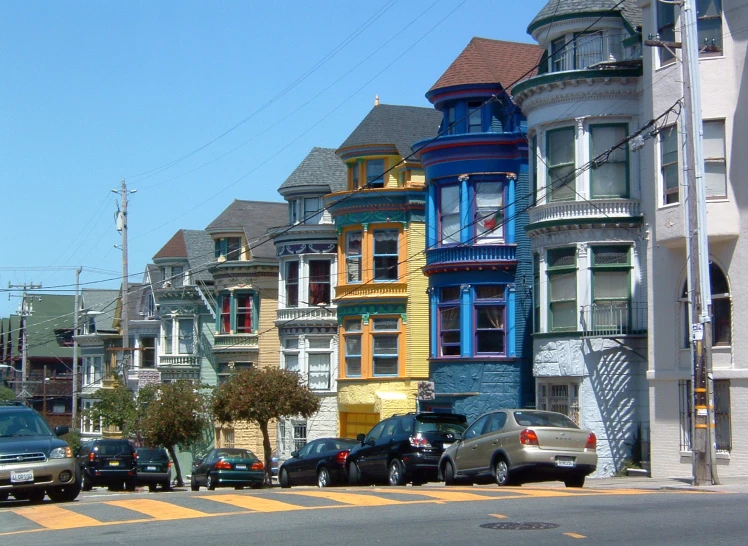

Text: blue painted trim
xmin=459 ymin=176 xmax=469 ymax=244
xmin=507 ymin=285 xmax=516 ymax=357
xmin=506 ymin=175 xmax=516 ymax=245
xmin=427 ymin=184 xmax=437 ymax=248
xmin=460 ymin=285 xmax=472 ymax=357
xmin=430 ymin=288 xmax=438 ymax=359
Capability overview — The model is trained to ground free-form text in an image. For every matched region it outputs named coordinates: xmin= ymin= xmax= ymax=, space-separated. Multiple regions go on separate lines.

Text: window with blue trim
xmin=474 ymin=286 xmax=505 ymax=354
xmin=438 ymin=287 xmax=461 ymax=356
xmin=467 ymin=101 xmax=482 ymax=133
xmin=435 ymin=285 xmax=506 ymax=357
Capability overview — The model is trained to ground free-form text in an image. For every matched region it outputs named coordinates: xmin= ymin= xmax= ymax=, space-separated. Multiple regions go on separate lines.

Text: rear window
xmin=512 ymin=411 xmax=579 ymax=429
xmin=94 ymin=442 xmax=134 ymax=456
xmin=215 ymin=448 xmax=257 ymax=460
xmin=414 ymin=414 xmax=467 ymax=434
xmin=136 ymin=448 xmax=169 ymax=461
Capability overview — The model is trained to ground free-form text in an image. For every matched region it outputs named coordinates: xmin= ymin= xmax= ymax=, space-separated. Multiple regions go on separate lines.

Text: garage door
xmin=340 ymin=412 xmax=379 ymax=438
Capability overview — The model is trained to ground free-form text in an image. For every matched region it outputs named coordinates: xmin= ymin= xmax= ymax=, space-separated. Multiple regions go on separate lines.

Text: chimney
xmin=374 ymin=95 xmax=380 ymax=107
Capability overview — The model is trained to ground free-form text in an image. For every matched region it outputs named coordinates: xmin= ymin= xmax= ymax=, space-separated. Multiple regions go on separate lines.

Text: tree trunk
xmin=167 ymin=445 xmax=184 ymax=487
xmin=260 ymin=421 xmax=272 ymax=486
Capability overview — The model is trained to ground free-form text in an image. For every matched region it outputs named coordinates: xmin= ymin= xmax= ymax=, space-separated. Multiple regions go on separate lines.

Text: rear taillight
xmin=168 ymin=461 xmax=172 ymax=469
xmin=409 ymin=435 xmax=432 ymax=449
xmin=215 ymin=460 xmax=232 ymax=470
xmin=251 ymin=461 xmax=264 ymax=471
xmin=133 ymin=452 xmax=138 ymax=460
xmin=335 ymin=450 xmax=349 ymax=464
xmin=585 ymin=432 xmax=597 ymax=451
xmin=519 ymin=429 xmax=539 ymax=446
xmin=88 ymin=452 xmax=96 ymax=461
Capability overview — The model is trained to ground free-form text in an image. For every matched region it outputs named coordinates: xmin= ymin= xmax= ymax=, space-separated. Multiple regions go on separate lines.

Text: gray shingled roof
xmin=183 ymin=229 xmax=215 ymax=282
xmin=529 ymin=0 xmax=641 ymax=32
xmin=337 ymin=104 xmax=442 ymax=159
xmin=80 ymin=289 xmax=120 ymax=331
xmin=279 ymin=147 xmax=347 ymax=195
xmin=206 ymin=199 xmax=288 ymax=260
xmin=145 ymin=263 xmax=162 ymax=286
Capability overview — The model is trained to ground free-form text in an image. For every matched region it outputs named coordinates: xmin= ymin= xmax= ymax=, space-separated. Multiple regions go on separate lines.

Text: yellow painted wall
xmin=216 ymin=418 xmax=277 ymax=458
xmin=256 ymin=277 xmax=280 ymax=370
xmin=406 ymin=223 xmax=429 ymax=378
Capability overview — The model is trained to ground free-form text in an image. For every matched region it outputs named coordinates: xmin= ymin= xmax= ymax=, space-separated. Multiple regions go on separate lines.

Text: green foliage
xmin=211 ymin=368 xmax=321 ymax=484
xmin=0 ymin=385 xmax=16 ymax=401
xmin=84 ymin=381 xmax=136 ymax=436
xmin=61 ymin=429 xmax=82 ymax=454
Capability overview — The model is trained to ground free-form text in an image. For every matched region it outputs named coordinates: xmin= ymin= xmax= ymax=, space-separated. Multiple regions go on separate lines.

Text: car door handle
xmin=471 ymin=445 xmax=477 ymax=450
xmin=493 ymin=440 xmax=500 ymax=445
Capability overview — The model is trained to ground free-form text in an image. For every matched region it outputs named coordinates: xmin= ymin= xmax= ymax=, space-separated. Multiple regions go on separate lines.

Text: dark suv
xmin=0 ymin=401 xmax=80 ymax=503
xmin=77 ymin=439 xmax=137 ymax=491
xmin=347 ymin=412 xmax=467 ymax=486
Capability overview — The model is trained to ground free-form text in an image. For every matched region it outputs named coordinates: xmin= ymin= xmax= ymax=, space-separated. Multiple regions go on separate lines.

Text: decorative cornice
xmin=276 ymin=242 xmax=337 ymax=257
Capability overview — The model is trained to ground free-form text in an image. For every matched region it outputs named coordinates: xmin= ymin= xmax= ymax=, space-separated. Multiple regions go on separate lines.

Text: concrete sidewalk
xmin=585 ymin=475 xmax=748 ymax=493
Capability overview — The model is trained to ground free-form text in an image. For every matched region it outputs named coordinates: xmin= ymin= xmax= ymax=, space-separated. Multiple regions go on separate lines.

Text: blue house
xmin=414 ymin=38 xmax=543 ymax=419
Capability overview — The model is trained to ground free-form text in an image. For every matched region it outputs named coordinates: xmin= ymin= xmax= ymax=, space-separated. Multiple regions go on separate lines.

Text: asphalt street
xmin=1 ymin=481 xmax=745 ymax=545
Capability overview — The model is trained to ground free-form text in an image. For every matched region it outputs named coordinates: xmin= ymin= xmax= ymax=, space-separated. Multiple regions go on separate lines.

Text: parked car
xmin=0 ymin=401 xmax=80 ymax=503
xmin=280 ymin=438 xmax=358 ymax=488
xmin=347 ymin=412 xmax=468 ymax=486
xmin=438 ymin=409 xmax=597 ymax=488
xmin=190 ymin=448 xmax=264 ymax=491
xmin=77 ymin=438 xmax=138 ymax=491
xmin=135 ymin=447 xmax=172 ymax=492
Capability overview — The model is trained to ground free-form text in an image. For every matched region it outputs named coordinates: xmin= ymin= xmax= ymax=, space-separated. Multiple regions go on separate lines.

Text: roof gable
xmin=279 ymin=147 xmax=347 ymax=195
xmin=206 ymin=199 xmax=287 ymax=260
xmin=153 ymin=230 xmax=187 ymax=260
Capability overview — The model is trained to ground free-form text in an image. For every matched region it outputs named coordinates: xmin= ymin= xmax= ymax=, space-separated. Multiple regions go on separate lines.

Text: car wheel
xmin=280 ymin=469 xmax=291 ymax=489
xmin=564 ymin=475 xmax=586 ymax=488
xmin=0 ymin=492 xmax=9 ymax=502
xmin=148 ymin=484 xmax=157 ymax=493
xmin=26 ymin=489 xmax=46 ymax=504
xmin=206 ymin=474 xmax=216 ymax=491
xmin=234 ymin=486 xmax=244 ymax=490
xmin=444 ymin=461 xmax=456 ymax=486
xmin=47 ymin=480 xmax=82 ymax=503
xmin=125 ymin=479 xmax=137 ymax=492
xmin=388 ymin=459 xmax=405 ymax=486
xmin=495 ymin=458 xmax=512 ymax=486
xmin=81 ymin=472 xmax=92 ymax=492
xmin=190 ymin=475 xmax=199 ymax=491
xmin=249 ymin=482 xmax=262 ymax=490
xmin=348 ymin=462 xmax=361 ymax=486
xmin=317 ymin=467 xmax=331 ymax=488
xmin=161 ymin=481 xmax=171 ymax=491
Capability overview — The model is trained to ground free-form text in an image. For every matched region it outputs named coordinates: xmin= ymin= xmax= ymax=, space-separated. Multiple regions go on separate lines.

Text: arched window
xmin=681 ymin=263 xmax=731 ymax=347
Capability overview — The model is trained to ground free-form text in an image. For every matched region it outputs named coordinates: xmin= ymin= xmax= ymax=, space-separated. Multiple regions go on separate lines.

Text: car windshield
xmin=215 ymin=448 xmax=256 ymax=460
xmin=0 ymin=411 xmax=53 ymax=437
xmin=415 ymin=415 xmax=467 ymax=434
xmin=136 ymin=448 xmax=169 ymax=461
xmin=512 ymin=411 xmax=580 ymax=429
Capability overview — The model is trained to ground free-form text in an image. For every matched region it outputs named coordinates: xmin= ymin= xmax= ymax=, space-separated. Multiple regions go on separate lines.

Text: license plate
xmin=11 ymin=470 xmax=34 ymax=483
xmin=442 ymin=443 xmax=452 ymax=450
xmin=109 ymin=461 xmax=120 ymax=467
xmin=147 ymin=466 xmax=157 ymax=471
xmin=235 ymin=464 xmax=247 ymax=470
xmin=555 ymin=457 xmax=576 ymax=468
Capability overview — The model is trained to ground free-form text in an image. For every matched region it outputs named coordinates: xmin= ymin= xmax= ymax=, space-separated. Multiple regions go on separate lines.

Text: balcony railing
xmin=528 ymin=198 xmax=641 ymax=226
xmin=426 ymin=245 xmax=516 ymax=266
xmin=212 ymin=334 xmax=259 ymax=351
xmin=335 ymin=282 xmax=408 ymax=300
xmin=548 ymin=32 xmax=639 ymax=74
xmin=580 ymin=303 xmax=647 ymax=338
xmin=276 ymin=306 xmax=337 ymax=323
xmin=158 ymin=355 xmax=201 ymax=367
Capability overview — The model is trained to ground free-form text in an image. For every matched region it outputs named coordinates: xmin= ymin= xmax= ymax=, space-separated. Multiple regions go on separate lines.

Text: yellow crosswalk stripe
xmin=198 ymin=494 xmax=306 ymax=512
xmin=284 ymin=490 xmax=403 ymax=506
xmin=564 ymin=532 xmax=587 ymax=539
xmin=382 ymin=489 xmax=497 ymax=502
xmin=104 ymin=499 xmax=208 ymax=520
xmin=11 ymin=505 xmax=103 ymax=530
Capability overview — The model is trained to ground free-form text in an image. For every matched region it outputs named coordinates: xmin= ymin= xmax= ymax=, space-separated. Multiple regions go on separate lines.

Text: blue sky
xmin=0 ymin=0 xmax=546 ymax=317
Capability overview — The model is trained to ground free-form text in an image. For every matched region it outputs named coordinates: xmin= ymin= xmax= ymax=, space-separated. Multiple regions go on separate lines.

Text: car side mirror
xmin=366 ymin=438 xmax=376 ymax=446
xmin=54 ymin=425 xmax=69 ymax=437
xmin=193 ymin=458 xmax=202 ymax=466
xmin=357 ymin=433 xmax=366 ymax=444
xmin=290 ymin=450 xmax=299 ymax=459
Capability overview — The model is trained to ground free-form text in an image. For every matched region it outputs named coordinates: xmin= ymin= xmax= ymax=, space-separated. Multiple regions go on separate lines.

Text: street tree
xmin=212 ymin=368 xmax=320 ymax=484
xmin=0 ymin=385 xmax=16 ymax=401
xmin=139 ymin=380 xmax=211 ymax=487
xmin=85 ymin=381 xmax=136 ymax=436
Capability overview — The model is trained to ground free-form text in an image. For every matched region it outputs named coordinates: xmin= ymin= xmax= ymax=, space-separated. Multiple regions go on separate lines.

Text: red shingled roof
xmin=429 ymin=37 xmax=545 ymax=95
xmin=153 ymin=230 xmax=188 ymax=259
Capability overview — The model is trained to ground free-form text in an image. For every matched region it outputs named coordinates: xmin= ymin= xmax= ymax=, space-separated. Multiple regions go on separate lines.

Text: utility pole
xmin=113 ymin=180 xmax=136 ymax=382
xmin=72 ymin=267 xmax=82 ymax=429
xmin=8 ymin=282 xmax=42 ymax=400
xmin=680 ymin=0 xmax=719 ymax=486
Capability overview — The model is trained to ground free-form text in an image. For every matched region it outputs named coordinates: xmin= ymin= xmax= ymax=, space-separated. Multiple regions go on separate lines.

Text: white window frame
xmin=162 ymin=316 xmax=195 ymax=356
xmin=307 ymin=336 xmax=332 ymax=391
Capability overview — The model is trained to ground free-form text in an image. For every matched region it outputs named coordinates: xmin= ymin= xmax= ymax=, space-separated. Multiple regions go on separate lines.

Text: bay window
xmin=467 ymin=101 xmax=483 ymax=133
xmin=547 ymin=248 xmax=577 ymax=331
xmin=704 ymin=120 xmax=726 ymax=199
xmin=474 ymin=286 xmax=505 ymax=354
xmin=344 ymin=319 xmax=362 ymax=377
xmin=591 ymin=246 xmax=631 ymax=331
xmin=286 ymin=261 xmax=299 ymax=307
xmin=346 ymin=231 xmax=363 ymax=283
xmin=474 ymin=182 xmax=504 ymax=242
xmin=551 ymin=36 xmax=568 ymax=72
xmin=307 ymin=337 xmax=332 ymax=390
xmin=308 ymin=260 xmax=331 ymax=305
xmin=660 ymin=124 xmax=679 ymax=205
xmin=163 ymin=317 xmax=194 ymax=355
xmin=439 ymin=185 xmax=460 ymax=245
xmin=372 ymin=318 xmax=399 ymax=376
xmin=547 ymin=128 xmax=576 ymax=202
xmin=350 ymin=162 xmax=359 ymax=189
xmin=590 ymin=125 xmax=628 ymax=198
xmin=215 ymin=237 xmax=243 ymax=261
xmin=366 ymin=159 xmax=385 ymax=188
xmin=303 ymin=197 xmax=322 ymax=224
xmin=373 ymin=229 xmax=398 ymax=281
xmin=216 ymin=292 xmax=255 ymax=335
xmin=439 ymin=286 xmax=461 ymax=357
xmin=283 ymin=338 xmax=300 ymax=373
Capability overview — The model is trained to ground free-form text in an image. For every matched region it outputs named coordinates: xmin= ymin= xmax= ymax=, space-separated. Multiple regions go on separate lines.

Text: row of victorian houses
xmin=3 ymin=0 xmax=745 ymax=480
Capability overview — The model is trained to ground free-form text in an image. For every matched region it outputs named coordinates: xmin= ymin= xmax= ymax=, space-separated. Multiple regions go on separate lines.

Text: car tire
xmin=125 ymin=479 xmax=137 ymax=492
xmin=81 ymin=472 xmax=93 ymax=492
xmin=495 ymin=458 xmax=512 ymax=487
xmin=0 ymin=492 xmax=9 ymax=502
xmin=190 ymin=475 xmax=199 ymax=491
xmin=47 ymin=480 xmax=82 ymax=503
xmin=280 ymin=469 xmax=291 ymax=489
xmin=444 ymin=461 xmax=456 ymax=486
xmin=348 ymin=462 xmax=361 ymax=486
xmin=317 ymin=467 xmax=331 ymax=488
xmin=148 ymin=484 xmax=157 ymax=493
xmin=25 ymin=490 xmax=45 ymax=504
xmin=249 ymin=482 xmax=262 ymax=490
xmin=564 ymin=475 xmax=586 ymax=488
xmin=161 ymin=481 xmax=171 ymax=491
xmin=206 ymin=474 xmax=216 ymax=491
xmin=388 ymin=459 xmax=405 ymax=486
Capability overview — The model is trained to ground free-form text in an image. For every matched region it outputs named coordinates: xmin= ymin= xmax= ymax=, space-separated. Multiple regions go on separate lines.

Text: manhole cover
xmin=481 ymin=522 xmax=561 ymax=531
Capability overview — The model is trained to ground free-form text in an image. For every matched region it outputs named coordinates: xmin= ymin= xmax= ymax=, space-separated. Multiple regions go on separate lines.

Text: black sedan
xmin=279 ymin=438 xmax=358 ymax=488
xmin=190 ymin=448 xmax=264 ymax=491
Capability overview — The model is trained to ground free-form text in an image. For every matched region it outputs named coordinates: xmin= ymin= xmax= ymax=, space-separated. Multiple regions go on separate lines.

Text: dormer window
xmin=215 ymin=237 xmax=243 ymax=261
xmin=303 ymin=197 xmax=322 ymax=224
xmin=159 ymin=265 xmax=185 ymax=287
xmin=366 ymin=159 xmax=385 ymax=188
